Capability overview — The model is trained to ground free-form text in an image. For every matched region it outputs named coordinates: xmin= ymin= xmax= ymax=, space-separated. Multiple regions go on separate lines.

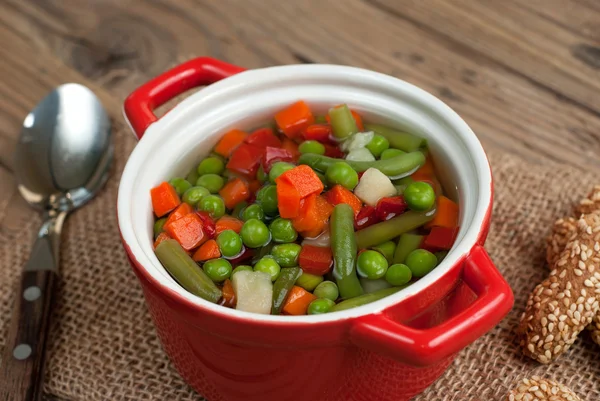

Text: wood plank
xmin=368 ymin=0 xmax=600 ymax=115
xmin=510 ymin=0 xmax=600 ymax=42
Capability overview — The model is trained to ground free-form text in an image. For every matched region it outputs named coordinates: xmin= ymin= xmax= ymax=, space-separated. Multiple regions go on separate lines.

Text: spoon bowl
xmin=14 ymin=83 xmax=112 ymax=211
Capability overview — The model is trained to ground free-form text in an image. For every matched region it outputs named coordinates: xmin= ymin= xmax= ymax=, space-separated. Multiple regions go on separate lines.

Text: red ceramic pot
xmin=118 ymin=57 xmax=513 ymax=401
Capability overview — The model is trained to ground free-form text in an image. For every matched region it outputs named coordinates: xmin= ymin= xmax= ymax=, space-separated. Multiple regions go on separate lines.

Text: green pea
xmin=435 ymin=251 xmax=448 ymax=263
xmin=405 ymin=249 xmax=438 ymax=278
xmin=242 ymin=204 xmax=265 ymax=221
xmin=271 ymin=243 xmax=302 ymax=267
xmin=257 ymin=165 xmax=268 ymax=183
xmin=182 ymin=186 xmax=210 ymax=206
xmin=203 ymin=259 xmax=232 ymax=283
xmin=299 ymin=140 xmax=326 ymax=155
xmin=169 ymin=177 xmax=192 ymax=196
xmin=254 ymin=257 xmax=281 ymax=281
xmin=296 ymin=272 xmax=324 ymax=292
xmin=216 ymin=229 xmax=243 ymax=258
xmin=185 ymin=169 xmax=200 ymax=186
xmin=269 ymin=218 xmax=298 ymax=243
xmin=198 ymin=195 xmax=226 ymax=218
xmin=326 ymin=161 xmax=358 ymax=190
xmin=232 ymin=201 xmax=248 ymax=219
xmin=153 ymin=217 xmax=167 ymax=238
xmin=313 ymin=281 xmax=339 ymax=301
xmin=365 ymin=134 xmax=390 ymax=158
xmin=307 ymin=298 xmax=335 ymax=314
xmin=197 ymin=156 xmax=225 ymax=175
xmin=372 ymin=241 xmax=396 ymax=265
xmin=404 ymin=181 xmax=436 ymax=211
xmin=380 ymin=148 xmax=405 ymax=160
xmin=269 ymin=162 xmax=295 ymax=182
xmin=356 ymin=250 xmax=389 ymax=280
xmin=196 ymin=174 xmax=224 ymax=194
xmin=240 ymin=219 xmax=271 ymax=248
xmin=232 ymin=265 xmax=253 ymax=276
xmin=385 ymin=263 xmax=413 ymax=286
xmin=256 ymin=185 xmax=279 ymax=216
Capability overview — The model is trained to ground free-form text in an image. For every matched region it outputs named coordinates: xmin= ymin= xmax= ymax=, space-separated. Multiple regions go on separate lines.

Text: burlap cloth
xmin=1 ymin=122 xmax=599 ymax=401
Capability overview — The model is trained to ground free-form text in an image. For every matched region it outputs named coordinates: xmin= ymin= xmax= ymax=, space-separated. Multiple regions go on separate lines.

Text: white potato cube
xmin=346 ymin=148 xmax=376 ymax=162
xmin=353 ymin=167 xmax=396 ymax=206
xmin=232 ymin=270 xmax=273 ymax=314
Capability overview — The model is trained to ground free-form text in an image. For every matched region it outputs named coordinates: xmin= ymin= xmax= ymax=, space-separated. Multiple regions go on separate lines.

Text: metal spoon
xmin=0 ymin=84 xmax=112 ymax=401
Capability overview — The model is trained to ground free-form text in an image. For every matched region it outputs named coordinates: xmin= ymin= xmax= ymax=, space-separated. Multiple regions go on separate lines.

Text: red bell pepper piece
xmin=281 ymin=138 xmax=301 ymax=162
xmin=262 ymin=147 xmax=294 ymax=173
xmin=422 ymin=226 xmax=459 ymax=251
xmin=226 ymin=143 xmax=264 ymax=178
xmin=275 ymin=101 xmax=315 ymax=138
xmin=277 ymin=180 xmax=302 ymax=218
xmin=354 ymin=205 xmax=380 ymax=230
xmin=196 ymin=211 xmax=216 ymax=239
xmin=150 ymin=182 xmax=181 ymax=217
xmin=277 ymin=165 xmax=324 ymax=198
xmin=298 ymin=245 xmax=333 ymax=276
xmin=375 ymin=196 xmax=408 ymax=221
xmin=164 ymin=202 xmax=193 ymax=227
xmin=164 ymin=213 xmax=207 ymax=251
xmin=302 ymin=124 xmax=334 ymax=144
xmin=324 ymin=185 xmax=362 ymax=216
xmin=245 ymin=127 xmax=282 ymax=148
xmin=324 ymin=144 xmax=345 ymax=159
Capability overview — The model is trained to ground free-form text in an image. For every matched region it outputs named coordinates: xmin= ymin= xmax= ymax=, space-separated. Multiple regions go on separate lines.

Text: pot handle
xmin=349 ymin=245 xmax=513 ymax=367
xmin=123 ymin=57 xmax=246 ymax=139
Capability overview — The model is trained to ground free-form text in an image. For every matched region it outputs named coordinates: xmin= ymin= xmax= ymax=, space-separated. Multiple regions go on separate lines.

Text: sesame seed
xmin=574 ymin=269 xmax=583 ymax=276
xmin=584 ymin=279 xmax=594 ymax=287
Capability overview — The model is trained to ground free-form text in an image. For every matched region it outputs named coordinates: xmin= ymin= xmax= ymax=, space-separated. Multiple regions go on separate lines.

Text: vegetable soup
xmin=150 ymin=101 xmax=459 ymax=315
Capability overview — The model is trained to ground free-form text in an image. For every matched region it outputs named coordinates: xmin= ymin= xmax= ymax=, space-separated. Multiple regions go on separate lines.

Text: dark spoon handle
xmin=0 ymin=235 xmax=58 ymax=401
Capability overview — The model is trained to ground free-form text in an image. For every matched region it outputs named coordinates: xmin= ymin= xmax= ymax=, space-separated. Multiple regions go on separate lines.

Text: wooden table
xmin=0 ymin=2 xmax=598 ymax=230
xmin=0 ymin=1 xmax=598 ymax=237
xmin=0 ymin=1 xmax=599 ymax=398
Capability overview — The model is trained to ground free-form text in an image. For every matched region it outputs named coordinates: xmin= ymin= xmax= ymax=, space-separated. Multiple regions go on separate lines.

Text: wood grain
xmin=1 ymin=0 xmax=599 ymax=225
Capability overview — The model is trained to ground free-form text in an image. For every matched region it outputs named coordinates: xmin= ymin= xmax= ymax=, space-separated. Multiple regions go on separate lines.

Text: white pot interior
xmin=118 ymin=64 xmax=491 ymax=323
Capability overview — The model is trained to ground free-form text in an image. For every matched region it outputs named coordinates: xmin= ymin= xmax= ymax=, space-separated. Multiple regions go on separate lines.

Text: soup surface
xmin=150 ymin=101 xmax=459 ymax=315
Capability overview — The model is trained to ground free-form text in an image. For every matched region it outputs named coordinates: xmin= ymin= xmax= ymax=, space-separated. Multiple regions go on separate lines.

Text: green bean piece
xmin=271 ymin=267 xmax=302 ymax=315
xmin=153 ymin=218 xmax=167 ymax=239
xmin=298 ymin=151 xmax=425 ymax=178
xmin=372 ymin=241 xmax=396 ymax=264
xmin=328 ymin=104 xmax=359 ymax=139
xmin=295 ymin=272 xmax=324 ymax=292
xmin=364 ymin=124 xmax=426 ymax=152
xmin=393 ymin=176 xmax=415 ymax=186
xmin=393 ymin=233 xmax=425 ymax=264
xmin=155 ymin=239 xmax=222 ymax=303
xmin=331 ymin=204 xmax=364 ymax=299
xmin=380 ymin=148 xmax=406 ymax=160
xmin=355 ymin=211 xmax=434 ymax=250
xmin=330 ymin=286 xmax=404 ymax=312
